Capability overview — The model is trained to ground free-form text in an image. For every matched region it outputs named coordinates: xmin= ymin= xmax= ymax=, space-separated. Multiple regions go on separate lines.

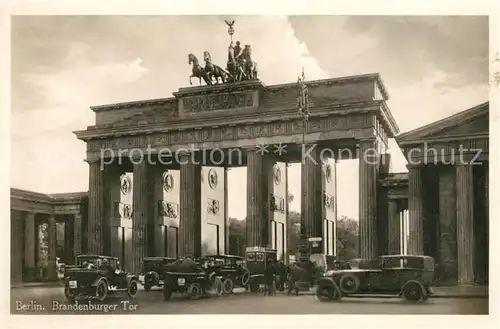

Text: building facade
xmin=10 ymin=189 xmax=87 ymax=284
xmin=381 ymin=102 xmax=489 ymax=286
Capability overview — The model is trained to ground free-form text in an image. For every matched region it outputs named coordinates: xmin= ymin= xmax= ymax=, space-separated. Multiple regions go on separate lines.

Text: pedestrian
xmin=287 ymin=263 xmax=302 ymax=296
xmin=277 ymin=261 xmax=286 ymax=292
xmin=264 ymin=260 xmax=276 ymax=296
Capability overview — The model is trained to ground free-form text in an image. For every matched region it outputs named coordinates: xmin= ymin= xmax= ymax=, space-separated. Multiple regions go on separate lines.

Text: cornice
xmin=91 ymin=97 xmax=176 ymax=113
xmin=397 ymin=133 xmax=489 ymax=146
xmin=265 ymin=72 xmax=389 ymax=100
xmin=74 ymin=100 xmax=383 ymax=141
xmin=11 ymin=188 xmax=88 ymax=205
xmin=87 ymin=73 xmax=389 ymax=114
xmin=173 ymin=80 xmax=265 ymax=97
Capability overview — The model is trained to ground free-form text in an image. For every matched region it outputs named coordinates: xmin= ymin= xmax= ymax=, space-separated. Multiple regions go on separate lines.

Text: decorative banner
xmin=207 ymin=198 xmax=220 ymax=215
xmin=323 ymin=192 xmax=335 ymax=210
xmin=270 ymin=194 xmax=285 ymax=213
xmin=158 ymin=201 xmax=178 ymax=218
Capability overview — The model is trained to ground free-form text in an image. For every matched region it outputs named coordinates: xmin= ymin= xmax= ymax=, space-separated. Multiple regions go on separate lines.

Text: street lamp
xmin=297 ymin=67 xmax=310 ymax=163
xmin=296 ymin=68 xmax=311 ymax=262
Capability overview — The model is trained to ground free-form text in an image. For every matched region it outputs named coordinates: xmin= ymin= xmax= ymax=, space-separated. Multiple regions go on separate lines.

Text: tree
xmin=228 ymin=217 xmax=246 ymax=256
xmin=336 ymin=215 xmax=359 ymax=261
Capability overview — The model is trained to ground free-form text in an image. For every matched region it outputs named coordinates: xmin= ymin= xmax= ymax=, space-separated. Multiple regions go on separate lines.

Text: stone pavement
xmin=11 ymin=281 xmax=488 ymax=298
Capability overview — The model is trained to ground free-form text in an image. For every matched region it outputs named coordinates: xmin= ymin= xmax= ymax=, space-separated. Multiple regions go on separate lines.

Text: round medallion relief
xmin=162 ymin=172 xmax=174 ymax=193
xmin=208 ymin=168 xmax=218 ymax=189
xmin=120 ymin=174 xmax=132 ymax=195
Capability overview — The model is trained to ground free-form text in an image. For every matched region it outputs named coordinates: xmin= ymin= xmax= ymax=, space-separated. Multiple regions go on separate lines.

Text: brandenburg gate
xmin=74 ymin=24 xmax=399 ymax=274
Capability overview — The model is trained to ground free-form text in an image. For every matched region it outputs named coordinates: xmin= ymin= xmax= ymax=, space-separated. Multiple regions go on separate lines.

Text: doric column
xmin=456 ymin=164 xmax=474 ymax=285
xmin=407 ymin=165 xmax=424 ymax=255
xmin=224 ymin=167 xmax=229 ymax=254
xmin=87 ymin=159 xmax=104 ymax=254
xmin=358 ymin=139 xmax=378 ymax=259
xmin=132 ymin=159 xmax=149 ymax=274
xmin=73 ymin=213 xmax=82 ymax=259
xmin=387 ymin=200 xmax=400 ymax=255
xmin=24 ymin=212 xmax=36 ymax=268
xmin=246 ymin=148 xmax=272 ymax=247
xmin=301 ymin=144 xmax=322 ymax=240
xmin=47 ymin=215 xmax=57 ymax=280
xmin=179 ymin=153 xmax=202 ymax=258
xmin=438 ymin=166 xmax=457 ymax=284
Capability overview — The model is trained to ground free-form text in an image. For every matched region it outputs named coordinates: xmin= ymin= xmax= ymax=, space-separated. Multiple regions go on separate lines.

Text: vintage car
xmin=162 ymin=258 xmax=223 ymax=300
xmin=316 ymin=255 xmax=435 ymax=303
xmin=201 ymin=254 xmax=250 ymax=294
xmin=244 ymin=246 xmax=278 ymax=292
xmin=139 ymin=256 xmax=177 ymax=291
xmin=63 ymin=254 xmax=140 ymax=303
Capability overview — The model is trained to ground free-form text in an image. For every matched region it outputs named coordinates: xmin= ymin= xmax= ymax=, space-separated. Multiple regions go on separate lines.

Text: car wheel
xmin=127 ymin=279 xmax=139 ymax=298
xmin=95 ymin=280 xmax=108 ymax=302
xmin=339 ymin=274 xmax=360 ymax=294
xmin=222 ymin=278 xmax=234 ymax=294
xmin=163 ymin=288 xmax=172 ymax=301
xmin=249 ymin=279 xmax=259 ymax=292
xmin=144 ymin=282 xmax=151 ymax=292
xmin=187 ymin=283 xmax=202 ymax=300
xmin=403 ymin=282 xmax=427 ymax=303
xmin=64 ymin=287 xmax=76 ymax=303
xmin=316 ymin=282 xmax=342 ymax=302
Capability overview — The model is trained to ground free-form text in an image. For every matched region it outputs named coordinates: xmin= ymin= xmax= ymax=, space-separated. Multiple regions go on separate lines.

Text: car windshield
xmin=77 ymin=256 xmax=115 ymax=269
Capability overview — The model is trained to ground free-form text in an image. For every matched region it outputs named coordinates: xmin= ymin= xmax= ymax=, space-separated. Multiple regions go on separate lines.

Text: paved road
xmin=10 ymin=286 xmax=488 ymax=315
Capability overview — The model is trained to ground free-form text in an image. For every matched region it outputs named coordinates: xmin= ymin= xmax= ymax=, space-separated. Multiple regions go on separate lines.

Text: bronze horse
xmin=188 ymin=53 xmax=211 ymax=85
xmin=203 ymin=51 xmax=232 ymax=84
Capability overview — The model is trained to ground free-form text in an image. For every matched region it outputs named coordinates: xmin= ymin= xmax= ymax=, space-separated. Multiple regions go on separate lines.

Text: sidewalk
xmin=11 ymin=281 xmax=64 ymax=289
xmin=288 ymin=285 xmax=488 ymax=298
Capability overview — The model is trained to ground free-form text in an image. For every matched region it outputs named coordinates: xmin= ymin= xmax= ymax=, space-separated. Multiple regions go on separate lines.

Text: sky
xmin=10 ymin=15 xmax=489 ymax=221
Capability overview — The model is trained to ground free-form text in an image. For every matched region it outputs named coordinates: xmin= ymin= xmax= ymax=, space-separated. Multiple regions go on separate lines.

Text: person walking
xmin=277 ymin=261 xmax=286 ymax=292
xmin=287 ymin=263 xmax=302 ymax=296
xmin=264 ymin=260 xmax=277 ymax=296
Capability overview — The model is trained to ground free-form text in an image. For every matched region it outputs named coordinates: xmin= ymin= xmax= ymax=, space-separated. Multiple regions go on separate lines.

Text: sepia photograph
xmin=5 ymin=6 xmax=494 ymax=322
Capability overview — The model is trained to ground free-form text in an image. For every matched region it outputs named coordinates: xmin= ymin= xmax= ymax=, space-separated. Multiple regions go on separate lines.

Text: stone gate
xmin=74 ymin=74 xmax=399 ymax=274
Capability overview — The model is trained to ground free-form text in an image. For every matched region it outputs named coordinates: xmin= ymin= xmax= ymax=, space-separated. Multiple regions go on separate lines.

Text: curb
xmin=11 ymin=282 xmax=64 ymax=289
xmin=290 ymin=292 xmax=488 ymax=298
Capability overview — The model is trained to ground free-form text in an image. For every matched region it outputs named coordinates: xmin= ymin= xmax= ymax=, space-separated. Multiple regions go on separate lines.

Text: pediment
xmin=396 ymin=102 xmax=488 ymax=144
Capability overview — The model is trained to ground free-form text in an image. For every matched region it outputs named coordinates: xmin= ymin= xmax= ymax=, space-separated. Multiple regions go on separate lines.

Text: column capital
xmin=406 ymin=163 xmax=423 ymax=170
xmin=358 ymin=137 xmax=377 ymax=143
xmin=85 ymin=158 xmax=101 ymax=165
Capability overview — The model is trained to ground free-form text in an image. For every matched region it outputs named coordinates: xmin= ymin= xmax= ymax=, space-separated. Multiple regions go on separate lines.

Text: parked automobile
xmin=139 ymin=257 xmax=177 ymax=291
xmin=63 ymin=254 xmax=140 ymax=303
xmin=201 ymin=254 xmax=250 ymax=294
xmin=162 ymin=258 xmax=222 ymax=300
xmin=316 ymin=255 xmax=435 ymax=303
xmin=244 ymin=246 xmax=277 ymax=292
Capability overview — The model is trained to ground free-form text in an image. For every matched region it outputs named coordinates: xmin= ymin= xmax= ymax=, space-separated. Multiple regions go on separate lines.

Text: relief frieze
xmin=88 ymin=114 xmax=370 ymax=152
xmin=183 ymin=91 xmax=254 ymax=113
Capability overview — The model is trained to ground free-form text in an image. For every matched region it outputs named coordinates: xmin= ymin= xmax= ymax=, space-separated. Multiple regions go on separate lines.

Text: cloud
xmin=290 ymin=16 xmax=488 ymax=88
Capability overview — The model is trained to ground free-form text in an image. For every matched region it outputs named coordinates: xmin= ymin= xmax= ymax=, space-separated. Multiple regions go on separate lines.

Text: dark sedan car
xmin=64 ymin=254 xmax=140 ymax=303
xmin=316 ymin=255 xmax=435 ymax=303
